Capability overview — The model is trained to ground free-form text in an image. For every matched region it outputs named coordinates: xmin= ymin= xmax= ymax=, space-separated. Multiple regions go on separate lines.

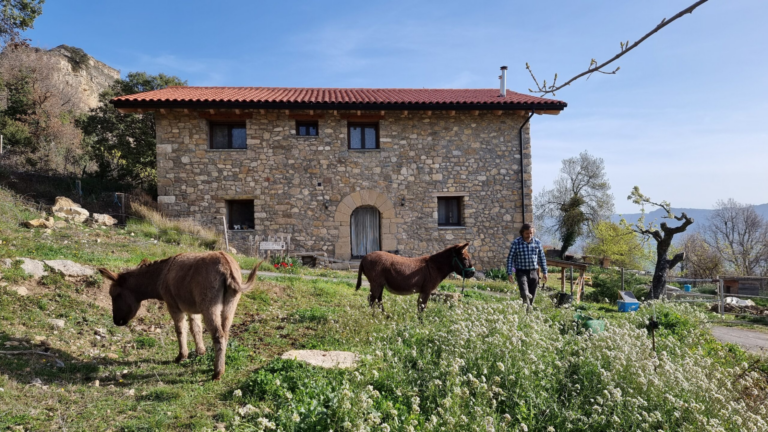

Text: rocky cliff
xmin=46 ymin=45 xmax=120 ymax=112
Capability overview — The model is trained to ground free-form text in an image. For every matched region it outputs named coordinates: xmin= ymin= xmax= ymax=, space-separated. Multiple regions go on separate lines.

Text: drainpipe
xmin=519 ymin=110 xmax=534 ymax=224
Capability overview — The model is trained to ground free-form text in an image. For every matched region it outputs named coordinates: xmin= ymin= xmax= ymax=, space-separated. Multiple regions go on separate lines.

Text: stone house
xmin=111 ymin=72 xmax=567 ymax=269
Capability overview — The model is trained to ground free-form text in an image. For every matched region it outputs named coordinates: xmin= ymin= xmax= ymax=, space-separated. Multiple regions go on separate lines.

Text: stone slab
xmin=280 ymin=350 xmax=359 ymax=369
xmin=44 ymin=260 xmax=96 ymax=277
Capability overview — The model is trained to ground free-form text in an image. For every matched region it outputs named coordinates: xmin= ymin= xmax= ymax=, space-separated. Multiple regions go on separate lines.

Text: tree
xmin=704 ymin=199 xmax=768 ymax=276
xmin=0 ymin=44 xmax=86 ymax=174
xmin=584 ymin=220 xmax=649 ymax=270
xmin=525 ymin=0 xmax=710 ymax=96
xmin=77 ymin=72 xmax=187 ymax=190
xmin=1 ymin=0 xmax=45 ymax=45
xmin=534 ymin=151 xmax=614 ymax=258
xmin=627 ymin=187 xmax=694 ymax=299
xmin=681 ymin=232 xmax=723 ymax=280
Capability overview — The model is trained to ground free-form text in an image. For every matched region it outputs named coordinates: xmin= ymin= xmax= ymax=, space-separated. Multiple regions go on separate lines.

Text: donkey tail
xmin=238 ymin=260 xmax=262 ymax=292
xmin=356 ymin=261 xmax=364 ymax=291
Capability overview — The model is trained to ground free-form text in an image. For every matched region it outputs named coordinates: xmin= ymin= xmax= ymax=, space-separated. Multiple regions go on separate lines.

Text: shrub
xmin=585 ymin=267 xmax=650 ymax=303
xmin=483 ymin=268 xmax=508 ymax=281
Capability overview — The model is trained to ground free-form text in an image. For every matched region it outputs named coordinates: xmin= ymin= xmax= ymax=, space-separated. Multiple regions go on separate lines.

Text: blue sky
xmin=25 ymin=0 xmax=768 ymax=213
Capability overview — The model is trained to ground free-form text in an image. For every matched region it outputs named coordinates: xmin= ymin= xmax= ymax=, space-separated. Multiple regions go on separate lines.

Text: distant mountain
xmin=611 ymin=204 xmax=768 ymax=234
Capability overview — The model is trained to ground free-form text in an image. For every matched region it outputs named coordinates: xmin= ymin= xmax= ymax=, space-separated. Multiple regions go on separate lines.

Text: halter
xmin=453 ymin=255 xmax=476 ymax=295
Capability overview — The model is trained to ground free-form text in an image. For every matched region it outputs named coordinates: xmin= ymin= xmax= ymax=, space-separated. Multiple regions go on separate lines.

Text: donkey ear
xmin=458 ymin=242 xmax=470 ymax=250
xmin=138 ymin=258 xmax=150 ymax=267
xmin=98 ymin=268 xmax=118 ymax=282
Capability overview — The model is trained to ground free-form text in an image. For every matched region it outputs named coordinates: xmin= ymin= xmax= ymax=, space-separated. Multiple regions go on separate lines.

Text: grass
xmin=1 ymin=185 xmax=767 ymax=431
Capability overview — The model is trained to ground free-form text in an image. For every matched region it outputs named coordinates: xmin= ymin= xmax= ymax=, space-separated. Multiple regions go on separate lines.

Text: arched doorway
xmin=350 ymin=206 xmax=380 ymax=258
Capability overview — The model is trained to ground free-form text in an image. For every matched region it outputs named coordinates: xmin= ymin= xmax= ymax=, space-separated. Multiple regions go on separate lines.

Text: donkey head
xmin=451 ymin=242 xmax=476 ymax=279
xmin=98 ymin=268 xmax=141 ymax=327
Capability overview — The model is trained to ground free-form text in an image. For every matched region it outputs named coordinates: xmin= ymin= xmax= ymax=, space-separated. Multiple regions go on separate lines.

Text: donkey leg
xmin=417 ymin=291 xmax=431 ymax=314
xmin=188 ymin=314 xmax=206 ymax=356
xmin=202 ymin=305 xmax=227 ymax=380
xmin=169 ymin=307 xmax=189 ymax=363
xmin=220 ymin=292 xmax=241 ymax=344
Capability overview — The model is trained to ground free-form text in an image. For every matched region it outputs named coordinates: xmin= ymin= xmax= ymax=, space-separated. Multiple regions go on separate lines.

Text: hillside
xmin=612 ymin=203 xmax=768 ymax=233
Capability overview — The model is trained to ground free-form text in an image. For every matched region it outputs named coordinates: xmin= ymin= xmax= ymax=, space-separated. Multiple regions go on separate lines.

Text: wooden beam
xmin=309 ymin=110 xmax=314 ymax=115
xmin=534 ymin=110 xmax=561 ymax=116
xmin=339 ymin=113 xmax=385 ymax=121
xmin=197 ymin=112 xmax=252 ymax=120
xmin=356 ymin=110 xmax=361 ymax=116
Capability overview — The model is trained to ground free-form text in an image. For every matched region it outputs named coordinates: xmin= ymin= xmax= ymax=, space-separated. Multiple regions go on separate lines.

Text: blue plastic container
xmin=617 ymin=300 xmax=640 ymax=312
xmin=684 ymin=284 xmax=692 ymax=292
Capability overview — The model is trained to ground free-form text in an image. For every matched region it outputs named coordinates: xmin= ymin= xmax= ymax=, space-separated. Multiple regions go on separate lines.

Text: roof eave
xmin=110 ymin=99 xmax=567 ymax=113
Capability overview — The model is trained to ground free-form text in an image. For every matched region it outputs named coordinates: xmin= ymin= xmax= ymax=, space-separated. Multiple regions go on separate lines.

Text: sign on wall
xmin=260 ymin=241 xmax=286 ymax=250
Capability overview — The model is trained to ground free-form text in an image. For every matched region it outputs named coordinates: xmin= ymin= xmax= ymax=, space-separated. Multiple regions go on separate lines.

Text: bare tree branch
xmin=526 ymin=0 xmax=710 ymax=96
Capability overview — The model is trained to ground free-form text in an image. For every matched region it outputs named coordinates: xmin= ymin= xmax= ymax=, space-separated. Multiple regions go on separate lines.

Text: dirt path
xmin=711 ymin=326 xmax=768 ymax=355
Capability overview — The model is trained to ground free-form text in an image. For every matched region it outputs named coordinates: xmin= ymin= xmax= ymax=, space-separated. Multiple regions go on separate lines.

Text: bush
xmin=585 ymin=267 xmax=650 ymax=303
xmin=483 ymin=268 xmax=508 ymax=281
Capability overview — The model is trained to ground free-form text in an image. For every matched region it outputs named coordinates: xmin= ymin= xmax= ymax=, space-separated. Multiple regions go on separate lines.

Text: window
xmin=226 ymin=200 xmax=254 ymax=230
xmin=438 ymin=197 xmax=463 ymax=227
xmin=296 ymin=121 xmax=318 ymax=136
xmin=348 ymin=123 xmax=378 ymax=149
xmin=210 ymin=122 xmax=247 ymax=149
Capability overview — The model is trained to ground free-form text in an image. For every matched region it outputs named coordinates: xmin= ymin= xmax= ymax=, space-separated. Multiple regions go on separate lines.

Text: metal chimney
xmin=499 ymin=66 xmax=508 ymax=97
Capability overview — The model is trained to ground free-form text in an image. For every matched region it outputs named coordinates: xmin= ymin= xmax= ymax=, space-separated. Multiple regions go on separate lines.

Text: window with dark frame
xmin=209 ymin=122 xmax=247 ymax=149
xmin=348 ymin=122 xmax=379 ymax=150
xmin=437 ymin=197 xmax=463 ymax=227
xmin=226 ymin=200 xmax=254 ymax=230
xmin=296 ymin=121 xmax=319 ymax=136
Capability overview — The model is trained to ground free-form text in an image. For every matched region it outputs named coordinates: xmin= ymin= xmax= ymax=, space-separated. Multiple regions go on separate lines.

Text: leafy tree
xmin=584 ymin=220 xmax=649 ymax=270
xmin=78 ymin=72 xmax=186 ymax=190
xmin=534 ymin=151 xmax=614 ymax=258
xmin=626 ymin=187 xmax=694 ymax=299
xmin=1 ymin=0 xmax=44 ymax=45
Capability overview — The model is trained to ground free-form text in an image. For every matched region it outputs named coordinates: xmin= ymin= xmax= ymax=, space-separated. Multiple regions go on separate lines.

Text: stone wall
xmin=155 ymin=109 xmax=535 ymax=270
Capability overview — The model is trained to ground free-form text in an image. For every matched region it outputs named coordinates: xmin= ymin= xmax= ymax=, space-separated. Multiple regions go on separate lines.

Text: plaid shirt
xmin=506 ymin=237 xmax=548 ymax=275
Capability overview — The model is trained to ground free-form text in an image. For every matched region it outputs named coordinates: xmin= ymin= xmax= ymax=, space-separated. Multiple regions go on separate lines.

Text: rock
xmin=48 ymin=319 xmax=65 ymax=329
xmin=52 ymin=197 xmax=80 ymax=212
xmin=125 ymin=389 xmax=135 ymax=396
xmin=23 ymin=217 xmax=54 ymax=229
xmin=92 ymin=380 xmax=99 ymax=387
xmin=474 ymin=272 xmax=486 ymax=281
xmin=280 ymin=350 xmax=359 ymax=369
xmin=106 ymin=353 xmax=118 ymax=359
xmin=1 ymin=258 xmax=47 ymax=278
xmin=53 ymin=221 xmax=68 ymax=229
xmin=54 ymin=206 xmax=89 ymax=223
xmin=43 ymin=260 xmax=95 ymax=277
xmin=34 ymin=336 xmax=46 ymax=342
xmin=30 ymin=378 xmax=42 ymax=386
xmin=7 ymin=286 xmax=28 ymax=296
xmin=91 ymin=213 xmax=117 ymax=227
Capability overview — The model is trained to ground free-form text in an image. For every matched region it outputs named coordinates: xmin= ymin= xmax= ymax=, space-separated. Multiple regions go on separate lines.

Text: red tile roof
xmin=111 ymin=87 xmax=566 ymax=110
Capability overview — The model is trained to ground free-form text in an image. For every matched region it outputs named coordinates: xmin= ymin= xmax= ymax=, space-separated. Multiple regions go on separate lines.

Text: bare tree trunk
xmin=650 ymin=235 xmax=685 ymax=299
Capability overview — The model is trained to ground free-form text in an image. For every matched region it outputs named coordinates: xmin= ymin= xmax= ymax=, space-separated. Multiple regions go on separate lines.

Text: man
xmin=506 ymin=223 xmax=548 ymax=307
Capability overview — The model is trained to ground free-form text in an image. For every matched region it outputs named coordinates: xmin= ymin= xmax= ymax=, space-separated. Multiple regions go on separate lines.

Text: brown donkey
xmin=356 ymin=243 xmax=475 ymax=313
xmin=98 ymin=252 xmax=259 ymax=380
